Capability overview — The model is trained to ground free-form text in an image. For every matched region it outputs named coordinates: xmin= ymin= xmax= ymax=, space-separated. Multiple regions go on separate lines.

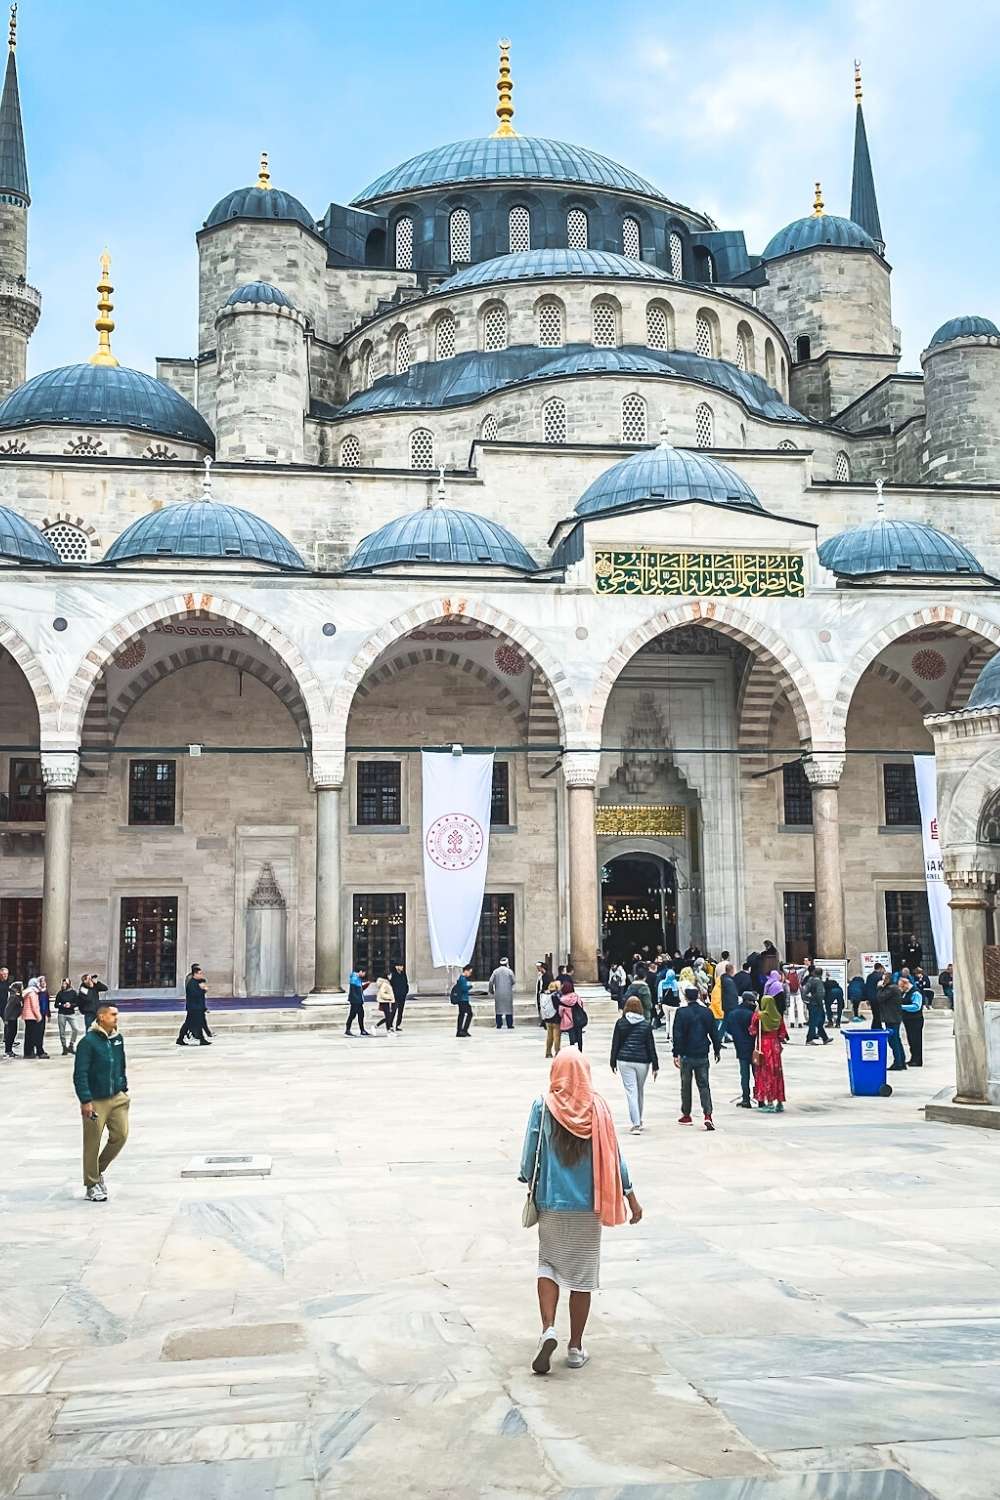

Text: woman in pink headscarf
xmin=518 ymin=1049 xmax=643 ymax=1375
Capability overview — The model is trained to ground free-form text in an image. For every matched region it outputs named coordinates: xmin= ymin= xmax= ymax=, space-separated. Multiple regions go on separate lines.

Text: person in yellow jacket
xmin=709 ymin=969 xmax=724 ymax=1021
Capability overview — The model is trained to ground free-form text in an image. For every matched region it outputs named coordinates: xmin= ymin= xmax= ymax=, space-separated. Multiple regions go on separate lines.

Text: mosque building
xmin=1 ymin=20 xmax=999 ymax=1013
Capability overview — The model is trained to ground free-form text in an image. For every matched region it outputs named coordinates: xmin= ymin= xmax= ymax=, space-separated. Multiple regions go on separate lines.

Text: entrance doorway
xmin=601 ymin=855 xmax=676 ymax=964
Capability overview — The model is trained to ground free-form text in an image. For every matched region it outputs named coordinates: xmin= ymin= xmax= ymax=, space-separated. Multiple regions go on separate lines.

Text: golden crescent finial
xmin=854 ymin=58 xmax=863 ymax=101
xmin=8 ymin=3 xmax=15 ymax=52
xmin=89 ymin=249 xmax=119 ymax=368
xmin=812 ymin=181 xmax=825 ymax=217
xmin=256 ymin=150 xmax=271 ymax=190
xmin=491 ymin=38 xmax=517 ymax=138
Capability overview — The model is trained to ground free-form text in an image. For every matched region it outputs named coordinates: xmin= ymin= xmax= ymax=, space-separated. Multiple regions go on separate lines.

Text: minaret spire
xmin=491 ymin=38 xmax=517 ymax=138
xmin=0 ymin=3 xmax=28 ymax=203
xmin=89 ymin=250 xmax=119 ymax=368
xmin=850 ymin=59 xmax=884 ymax=252
xmin=0 ymin=0 xmax=39 ymax=395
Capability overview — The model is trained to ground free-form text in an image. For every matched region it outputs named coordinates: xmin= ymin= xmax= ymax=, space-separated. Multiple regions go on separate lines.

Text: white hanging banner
xmin=913 ymin=754 xmax=952 ymax=971
xmin=421 ymin=750 xmax=495 ymax=968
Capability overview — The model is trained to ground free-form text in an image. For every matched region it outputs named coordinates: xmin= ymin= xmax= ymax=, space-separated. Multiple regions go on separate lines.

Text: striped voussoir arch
xmin=948 ymin=641 xmax=996 ymax=710
xmin=353 ymin=648 xmax=530 ymax=736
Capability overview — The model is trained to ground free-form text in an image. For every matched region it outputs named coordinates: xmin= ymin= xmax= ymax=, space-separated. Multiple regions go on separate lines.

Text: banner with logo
xmin=861 ymin=951 xmax=891 ymax=978
xmin=421 ymin=750 xmax=495 ymax=968
xmin=913 ymin=754 xmax=952 ymax=971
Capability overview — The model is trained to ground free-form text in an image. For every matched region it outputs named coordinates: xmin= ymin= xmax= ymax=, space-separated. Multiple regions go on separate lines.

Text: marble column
xmin=949 ymin=874 xmax=991 ymax=1103
xmin=39 ymin=752 xmax=79 ymax=988
xmin=804 ymin=755 xmax=846 ymax=961
xmin=563 ymin=753 xmax=600 ymax=984
xmin=306 ymin=753 xmax=344 ymax=1002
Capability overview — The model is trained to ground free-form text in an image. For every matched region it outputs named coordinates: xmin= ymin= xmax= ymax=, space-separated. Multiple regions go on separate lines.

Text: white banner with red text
xmin=913 ymin=754 xmax=952 ymax=971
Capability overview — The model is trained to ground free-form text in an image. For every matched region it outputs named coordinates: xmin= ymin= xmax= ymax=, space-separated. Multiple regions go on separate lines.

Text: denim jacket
xmin=518 ymin=1098 xmax=632 ymax=1212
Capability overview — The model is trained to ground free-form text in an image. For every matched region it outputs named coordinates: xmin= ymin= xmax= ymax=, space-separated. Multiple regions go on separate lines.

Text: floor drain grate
xmin=181 ymin=1153 xmax=273 ymax=1178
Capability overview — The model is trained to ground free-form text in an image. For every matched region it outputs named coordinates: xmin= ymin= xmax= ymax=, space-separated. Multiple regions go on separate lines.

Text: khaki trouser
xmin=544 ymin=1021 xmax=562 ymax=1058
xmin=82 ymin=1092 xmax=129 ymax=1187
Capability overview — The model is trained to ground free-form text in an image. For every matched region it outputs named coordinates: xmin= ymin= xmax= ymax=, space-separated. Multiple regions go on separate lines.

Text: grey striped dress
xmin=537 ymin=1208 xmax=602 ymax=1292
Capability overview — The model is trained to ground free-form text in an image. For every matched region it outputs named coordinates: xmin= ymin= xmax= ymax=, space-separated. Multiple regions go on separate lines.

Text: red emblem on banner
xmin=426 ymin=813 xmax=485 ymax=870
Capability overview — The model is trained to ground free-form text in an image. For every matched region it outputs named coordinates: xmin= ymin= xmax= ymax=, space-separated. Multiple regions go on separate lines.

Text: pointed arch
xmin=352 ymin=649 xmax=530 ymax=737
xmin=0 ymin=618 xmax=59 ymax=739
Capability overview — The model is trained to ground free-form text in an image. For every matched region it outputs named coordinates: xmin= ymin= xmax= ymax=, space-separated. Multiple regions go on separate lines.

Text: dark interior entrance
xmin=601 ymin=855 xmax=676 ymax=963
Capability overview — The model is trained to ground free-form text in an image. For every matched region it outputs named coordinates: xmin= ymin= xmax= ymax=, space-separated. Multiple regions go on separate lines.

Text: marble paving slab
xmin=559 ymin=1471 xmax=936 ymax=1498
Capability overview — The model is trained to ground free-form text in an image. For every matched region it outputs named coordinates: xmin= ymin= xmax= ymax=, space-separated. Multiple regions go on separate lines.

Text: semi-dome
xmin=205 ymin=153 xmax=314 ymax=232
xmin=352 ymin=136 xmax=670 ymax=207
xmin=0 ymin=506 xmax=61 ymax=566
xmin=928 ymin=315 xmax=1000 ymax=348
xmin=967 ymin=652 xmax=1000 ymax=710
xmin=575 ymin=439 xmax=762 ymax=517
xmin=224 ymin=281 xmax=294 ymax=308
xmin=437 ymin=249 xmax=676 ymax=293
xmin=345 ymin=505 xmax=537 ymax=572
xmin=103 ymin=501 xmax=305 ymax=571
xmin=818 ymin=518 xmax=984 ymax=577
xmin=0 ymin=364 xmax=215 ymax=448
xmin=536 ymin=348 xmax=669 ymax=379
xmin=762 ymin=214 xmax=875 ymax=261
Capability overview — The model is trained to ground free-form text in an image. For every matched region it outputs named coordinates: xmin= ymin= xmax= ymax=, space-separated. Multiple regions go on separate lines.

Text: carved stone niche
xmin=245 ymin=861 xmax=288 ymax=998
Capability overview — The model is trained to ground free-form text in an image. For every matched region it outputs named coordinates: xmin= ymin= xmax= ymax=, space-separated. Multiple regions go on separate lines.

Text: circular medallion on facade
xmin=425 ymin=813 xmax=485 ymax=870
xmin=495 ymin=643 xmax=525 ymax=676
xmin=911 ymin=648 xmax=947 ymax=681
xmin=114 ymin=639 xmax=147 ymax=670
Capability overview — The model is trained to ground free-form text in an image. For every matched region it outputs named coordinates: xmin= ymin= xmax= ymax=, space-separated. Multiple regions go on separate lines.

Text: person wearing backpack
xmin=452 ymin=963 xmax=474 ymax=1038
xmin=541 ymin=981 xmax=562 ymax=1058
xmin=557 ymin=978 xmax=583 ymax=1050
xmin=345 ymin=967 xmax=370 ymax=1037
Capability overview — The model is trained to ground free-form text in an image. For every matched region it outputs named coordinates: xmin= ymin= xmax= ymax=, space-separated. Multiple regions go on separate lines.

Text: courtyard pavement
xmin=1 ymin=1006 xmax=997 ymax=1499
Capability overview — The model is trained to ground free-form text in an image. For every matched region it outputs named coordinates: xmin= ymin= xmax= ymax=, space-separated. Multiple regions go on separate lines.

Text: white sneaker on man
xmin=532 ymin=1327 xmax=558 ymax=1375
xmin=85 ymin=1184 xmax=107 ymax=1203
xmin=566 ymin=1347 xmax=590 ymax=1369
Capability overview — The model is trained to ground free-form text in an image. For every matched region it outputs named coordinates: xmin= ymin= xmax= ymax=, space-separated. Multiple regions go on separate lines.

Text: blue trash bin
xmin=844 ymin=1028 xmax=891 ymax=1096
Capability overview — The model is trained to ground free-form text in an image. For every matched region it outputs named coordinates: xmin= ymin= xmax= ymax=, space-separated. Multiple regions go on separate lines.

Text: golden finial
xmin=256 ymin=150 xmax=271 ymax=190
xmin=8 ymin=3 xmax=16 ymax=51
xmin=491 ymin=38 xmax=517 ymax=139
xmin=89 ymin=250 xmax=119 ymax=368
xmin=812 ymin=181 xmax=825 ymax=217
xmin=854 ymin=59 xmax=863 ymax=102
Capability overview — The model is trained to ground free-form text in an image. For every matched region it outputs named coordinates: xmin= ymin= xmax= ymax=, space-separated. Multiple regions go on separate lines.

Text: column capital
xmin=947 ymin=868 xmax=994 ymax=909
xmin=310 ymin=751 xmax=345 ymax=790
xmin=39 ymin=751 xmax=79 ymax=791
xmin=562 ymin=751 xmax=599 ymax=789
xmin=803 ymin=754 xmax=845 ymax=789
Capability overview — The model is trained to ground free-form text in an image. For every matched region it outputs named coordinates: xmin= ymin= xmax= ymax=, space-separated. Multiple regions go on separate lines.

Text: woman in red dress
xmin=750 ymin=992 xmax=787 ymax=1112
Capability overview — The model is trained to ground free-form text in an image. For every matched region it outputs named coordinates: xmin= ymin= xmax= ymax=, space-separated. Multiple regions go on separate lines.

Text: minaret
xmin=0 ymin=2 xmax=38 ymax=394
xmin=850 ymin=61 xmax=884 ymax=253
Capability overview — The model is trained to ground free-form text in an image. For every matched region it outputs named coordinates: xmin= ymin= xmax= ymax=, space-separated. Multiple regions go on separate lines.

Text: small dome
xmin=928 ymin=315 xmax=1000 ymax=348
xmin=205 ymin=185 xmax=314 ymax=232
xmin=0 ymin=506 xmax=60 ymax=566
xmin=103 ymin=501 xmax=305 ymax=571
xmin=968 ymin=652 xmax=1000 ymax=710
xmin=762 ymin=214 xmax=875 ymax=260
xmin=0 ymin=364 xmax=215 ymax=448
xmin=224 ymin=281 xmax=294 ymax=308
xmin=575 ymin=439 xmax=762 ymax=517
xmin=345 ymin=506 xmax=537 ymax=572
xmin=437 ymin=249 xmax=676 ymax=293
xmin=818 ymin=518 xmax=983 ymax=577
xmin=352 ymin=136 xmax=669 ymax=206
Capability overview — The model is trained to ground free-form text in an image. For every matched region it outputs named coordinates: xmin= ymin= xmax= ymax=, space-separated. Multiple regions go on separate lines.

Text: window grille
xmin=0 ymin=897 xmax=41 ymax=979
xmin=835 ymin=451 xmax=850 ymax=482
xmin=566 ymin=208 xmax=588 ymax=248
xmin=622 ymin=216 xmax=641 ymax=258
xmin=782 ymin=891 xmax=815 ymax=964
xmin=543 ymin=398 xmax=567 ymax=444
xmin=42 ymin=522 xmax=89 ymax=562
xmin=796 ymin=334 xmax=812 ymax=362
xmin=435 ymin=313 xmax=456 ymax=361
xmin=394 ymin=216 xmax=413 ymax=269
xmin=592 ymin=301 xmax=618 ymax=348
xmin=472 ymin=892 xmax=515 ymax=980
xmin=536 ymin=300 xmax=563 ymax=347
xmin=695 ymin=314 xmax=713 ymax=359
xmin=409 ymin=428 xmax=434 ymax=469
xmin=695 ymin=402 xmax=714 ymax=447
xmin=646 ymin=303 xmax=670 ymax=350
xmin=480 ymin=413 xmax=499 ymax=442
xmin=339 ymin=434 xmax=361 ymax=467
xmin=764 ymin=339 xmax=776 ymax=386
xmin=621 ymin=393 xmax=647 ymax=443
xmin=363 ymin=347 xmax=375 ymax=389
xmin=490 ymin=762 xmax=511 ymax=824
xmin=352 ymin=892 xmax=406 ymax=974
xmin=449 ymin=207 xmax=471 ymax=263
xmin=119 ymin=895 xmax=178 ymax=988
xmin=669 ymin=232 xmax=683 ymax=278
xmin=393 ymin=328 xmax=410 ymax=375
xmin=357 ymin=760 xmax=402 ymax=825
xmin=884 ymin=890 xmax=937 ymax=973
xmin=508 ymin=205 xmax=530 ymax=253
xmin=777 ymin=439 xmax=796 ymax=451
xmin=483 ymin=303 xmax=508 ymax=352
xmin=736 ymin=331 xmax=749 ymax=372
xmin=780 ymin=356 xmax=787 ymax=391
xmin=702 ymin=251 xmax=715 ymax=283
xmin=884 ymin=764 xmax=920 ymax=826
xmin=128 ymin=760 xmax=177 ymax=826
xmin=7 ymin=757 xmax=44 ymax=821
xmin=782 ymin=762 xmax=813 ymax=825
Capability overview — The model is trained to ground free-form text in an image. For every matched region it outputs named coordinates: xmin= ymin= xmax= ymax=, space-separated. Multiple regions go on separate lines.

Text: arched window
xmin=739 ymin=423 xmax=747 ymax=448
xmin=43 ymin=522 xmax=89 ymax=562
xmin=482 ymin=302 xmax=508 ymax=352
xmin=508 ymin=205 xmax=531 ymax=253
xmin=409 ymin=428 xmax=435 ymax=469
xmin=536 ymin=298 xmax=564 ymax=348
xmin=777 ymin=439 xmax=797 ymax=451
xmin=764 ymin=338 xmax=776 ymax=387
xmin=449 ymin=207 xmax=471 ymax=263
xmin=339 ymin=434 xmax=361 ymax=468
xmin=695 ymin=313 xmax=714 ymax=359
xmin=669 ymin=231 xmax=684 ymax=279
xmin=480 ymin=413 xmax=499 ymax=442
xmin=780 ymin=356 xmax=787 ymax=393
xmin=700 ymin=250 xmax=715 ymax=283
xmin=393 ymin=327 xmax=410 ymax=375
xmin=735 ymin=323 xmax=754 ymax=373
xmin=543 ymin=397 xmax=567 ymax=444
xmin=695 ymin=402 xmax=714 ymax=447
xmin=622 ymin=216 xmax=641 ymax=258
xmin=434 ymin=312 xmax=456 ymax=361
xmin=621 ymin=393 xmax=647 ymax=443
xmin=566 ymin=208 xmax=588 ymax=249
xmin=645 ymin=300 xmax=673 ymax=350
xmin=795 ymin=334 xmax=812 ymax=363
xmin=362 ymin=344 xmax=376 ymax=390
xmin=835 ymin=450 xmax=851 ymax=482
xmin=394 ymin=216 xmax=413 ymax=270
xmin=592 ymin=299 xmax=618 ymax=348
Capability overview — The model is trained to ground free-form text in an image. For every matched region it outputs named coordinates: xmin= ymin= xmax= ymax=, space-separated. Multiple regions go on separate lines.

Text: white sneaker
xmin=85 ymin=1183 xmax=107 ymax=1203
xmin=532 ymin=1327 xmax=558 ymax=1375
xmin=566 ymin=1346 xmax=590 ymax=1369
xmin=629 ymin=1124 xmax=642 ymax=1134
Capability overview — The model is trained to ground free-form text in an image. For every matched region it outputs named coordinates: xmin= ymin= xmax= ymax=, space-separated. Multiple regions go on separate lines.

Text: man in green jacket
xmin=72 ymin=1003 xmax=129 ymax=1202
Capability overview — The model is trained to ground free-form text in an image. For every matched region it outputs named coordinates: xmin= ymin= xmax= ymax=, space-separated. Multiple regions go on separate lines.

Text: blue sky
xmin=19 ymin=0 xmax=1000 ymax=375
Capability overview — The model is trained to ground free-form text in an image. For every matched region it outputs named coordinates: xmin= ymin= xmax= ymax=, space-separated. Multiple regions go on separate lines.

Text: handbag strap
xmin=529 ymin=1103 xmax=545 ymax=1191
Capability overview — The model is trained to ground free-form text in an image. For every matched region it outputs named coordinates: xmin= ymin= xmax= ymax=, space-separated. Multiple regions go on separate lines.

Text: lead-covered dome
xmin=103 ymin=501 xmax=305 ymax=570
xmin=762 ymin=214 xmax=875 ymax=260
xmin=205 ymin=154 xmax=314 ymax=232
xmin=575 ymin=440 xmax=762 ymax=517
xmin=438 ymin=249 xmax=676 ymax=293
xmin=968 ymin=652 xmax=1000 ymax=710
xmin=346 ymin=506 xmax=536 ymax=572
xmin=224 ymin=281 xmax=294 ymax=308
xmin=0 ymin=364 xmax=215 ymax=448
xmin=928 ymin=315 xmax=999 ymax=348
xmin=818 ymin=518 xmax=983 ymax=577
xmin=0 ymin=506 xmax=61 ymax=566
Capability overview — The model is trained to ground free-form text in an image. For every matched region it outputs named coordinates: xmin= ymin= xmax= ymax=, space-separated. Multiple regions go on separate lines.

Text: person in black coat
xmin=864 ymin=964 xmax=885 ymax=1028
xmin=610 ymin=997 xmax=660 ymax=1132
xmin=389 ymin=962 xmax=410 ymax=1031
xmin=727 ymin=992 xmax=758 ymax=1108
xmin=879 ymin=980 xmax=907 ymax=1070
xmin=177 ymin=964 xmax=211 ymax=1046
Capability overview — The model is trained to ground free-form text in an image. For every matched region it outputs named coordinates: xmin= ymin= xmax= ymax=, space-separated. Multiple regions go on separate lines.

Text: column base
xmin=302 ymin=989 xmax=345 ymax=1007
xmin=925 ymin=1098 xmax=1000 ymax=1129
